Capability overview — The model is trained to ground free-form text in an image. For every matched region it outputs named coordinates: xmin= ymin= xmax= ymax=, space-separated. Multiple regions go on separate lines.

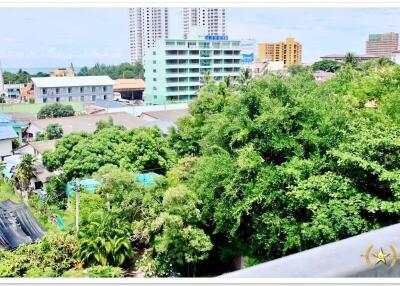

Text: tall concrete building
xmin=144 ymin=30 xmax=241 ymax=105
xmin=129 ymin=8 xmax=169 ymax=64
xmin=183 ymin=8 xmax=226 ymax=39
xmin=258 ymin=37 xmax=302 ymax=67
xmin=366 ymin=32 xmax=399 ymax=58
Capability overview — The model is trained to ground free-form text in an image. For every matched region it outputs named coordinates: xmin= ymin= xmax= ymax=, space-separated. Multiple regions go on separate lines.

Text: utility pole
xmin=74 ymin=181 xmax=81 ymax=236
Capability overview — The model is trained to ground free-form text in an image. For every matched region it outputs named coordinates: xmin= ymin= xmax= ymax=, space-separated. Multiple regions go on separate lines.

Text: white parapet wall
xmin=131 ymin=103 xmax=189 ymax=117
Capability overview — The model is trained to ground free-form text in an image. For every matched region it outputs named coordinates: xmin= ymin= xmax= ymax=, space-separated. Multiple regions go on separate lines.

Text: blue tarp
xmin=56 ymin=215 xmax=65 ymax=230
xmin=136 ymin=172 xmax=161 ymax=186
xmin=66 ymin=178 xmax=100 ymax=197
xmin=65 ymin=173 xmax=161 ymax=197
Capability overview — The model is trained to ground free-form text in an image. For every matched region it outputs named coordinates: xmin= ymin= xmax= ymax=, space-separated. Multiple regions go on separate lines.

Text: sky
xmin=0 ymin=8 xmax=399 ymax=70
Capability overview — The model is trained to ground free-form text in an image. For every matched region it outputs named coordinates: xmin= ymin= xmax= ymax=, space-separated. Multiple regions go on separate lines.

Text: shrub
xmin=62 ymin=266 xmax=124 ymax=278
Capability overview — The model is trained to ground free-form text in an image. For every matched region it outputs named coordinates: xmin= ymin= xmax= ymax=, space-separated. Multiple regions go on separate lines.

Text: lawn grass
xmin=0 ymin=102 xmax=84 ymax=114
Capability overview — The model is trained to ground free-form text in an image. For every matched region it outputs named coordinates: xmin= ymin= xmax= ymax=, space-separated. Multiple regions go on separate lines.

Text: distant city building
xmin=129 ymin=8 xmax=169 ymax=64
xmin=183 ymin=8 xmax=226 ymax=40
xmin=19 ymin=83 xmax=35 ymax=102
xmin=4 ymin=84 xmax=23 ymax=99
xmin=144 ymin=30 xmax=241 ymax=105
xmin=258 ymin=37 xmax=302 ymax=67
xmin=50 ymin=64 xmax=75 ymax=77
xmin=366 ymin=32 xmax=399 ymax=58
xmin=31 ymin=76 xmax=114 ymax=103
xmin=242 ymin=60 xmax=286 ymax=77
xmin=240 ymin=39 xmax=256 ymax=63
xmin=320 ymin=53 xmax=379 ymax=63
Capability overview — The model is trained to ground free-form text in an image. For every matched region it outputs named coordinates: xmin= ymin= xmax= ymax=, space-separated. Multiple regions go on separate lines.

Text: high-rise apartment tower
xmin=258 ymin=37 xmax=302 ymax=67
xmin=183 ymin=8 xmax=226 ymax=39
xmin=366 ymin=32 xmax=399 ymax=58
xmin=129 ymin=8 xmax=169 ymax=64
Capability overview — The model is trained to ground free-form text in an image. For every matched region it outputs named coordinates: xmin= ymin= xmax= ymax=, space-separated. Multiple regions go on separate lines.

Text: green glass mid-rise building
xmin=144 ymin=30 xmax=242 ymax=105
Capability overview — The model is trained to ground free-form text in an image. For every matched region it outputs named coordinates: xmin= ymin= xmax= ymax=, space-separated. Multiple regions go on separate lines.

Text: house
xmin=320 ymin=54 xmax=379 ymax=63
xmin=31 ymin=76 xmax=114 ymax=103
xmin=113 ymin=79 xmax=145 ymax=101
xmin=140 ymin=109 xmax=189 ymax=135
xmin=0 ymin=126 xmax=18 ymax=159
xmin=26 ymin=112 xmax=150 ymax=138
xmin=14 ymin=140 xmax=57 ymax=158
xmin=0 ymin=112 xmax=29 ymax=144
xmin=314 ymin=71 xmax=335 ymax=83
xmin=87 ymin=100 xmax=133 ymax=114
xmin=140 ymin=109 xmax=189 ymax=123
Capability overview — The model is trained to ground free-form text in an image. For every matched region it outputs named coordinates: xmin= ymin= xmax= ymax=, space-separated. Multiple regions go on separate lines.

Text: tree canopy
xmin=6 ymin=60 xmax=400 ymax=277
xmin=78 ymin=63 xmax=144 ymax=80
xmin=37 ymin=103 xmax=75 ymax=119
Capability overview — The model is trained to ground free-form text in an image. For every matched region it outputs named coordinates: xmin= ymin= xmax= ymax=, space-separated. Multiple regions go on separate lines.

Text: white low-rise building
xmin=0 ymin=126 xmax=18 ymax=160
xmin=31 ymin=76 xmax=114 ymax=103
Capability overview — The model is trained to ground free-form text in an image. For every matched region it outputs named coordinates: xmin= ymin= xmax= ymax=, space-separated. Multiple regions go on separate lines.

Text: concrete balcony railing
xmin=221 ymin=223 xmax=400 ymax=278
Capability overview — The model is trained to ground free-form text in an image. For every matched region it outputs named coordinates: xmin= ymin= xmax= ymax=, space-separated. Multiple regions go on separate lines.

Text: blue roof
xmin=0 ymin=113 xmax=12 ymax=123
xmin=94 ymin=100 xmax=127 ymax=109
xmin=0 ymin=126 xmax=18 ymax=140
xmin=0 ymin=122 xmax=27 ymax=129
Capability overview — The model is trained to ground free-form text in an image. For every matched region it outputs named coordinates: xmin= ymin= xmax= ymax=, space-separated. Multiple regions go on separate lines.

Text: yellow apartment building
xmin=258 ymin=37 xmax=302 ymax=66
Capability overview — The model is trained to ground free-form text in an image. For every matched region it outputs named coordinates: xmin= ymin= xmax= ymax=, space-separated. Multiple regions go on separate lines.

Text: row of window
xmin=165 ymin=67 xmax=241 ymax=74
xmin=165 ymin=59 xmax=241 ymax=65
xmin=164 ymin=49 xmax=240 ymax=56
xmin=41 ymin=86 xmax=109 ymax=95
xmin=42 ymin=94 xmax=108 ymax=103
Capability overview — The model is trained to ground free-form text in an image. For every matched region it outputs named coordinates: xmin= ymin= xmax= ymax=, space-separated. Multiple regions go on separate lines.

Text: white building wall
xmin=0 ymin=139 xmax=13 ymax=159
xmin=129 ymin=8 xmax=169 ymax=64
xmin=183 ymin=8 xmax=226 ymax=39
xmin=34 ymin=85 xmax=113 ymax=103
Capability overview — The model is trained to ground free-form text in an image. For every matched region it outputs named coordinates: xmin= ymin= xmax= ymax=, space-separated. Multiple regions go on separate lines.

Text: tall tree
xmin=16 ymin=154 xmax=36 ymax=199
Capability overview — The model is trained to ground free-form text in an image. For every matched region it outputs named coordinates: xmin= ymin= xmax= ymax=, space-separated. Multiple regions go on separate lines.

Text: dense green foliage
xmin=37 ymin=103 xmax=75 ymax=119
xmin=312 ymin=60 xmax=341 ymax=72
xmin=78 ymin=62 xmax=144 ymax=79
xmin=0 ymin=233 xmax=78 ymax=277
xmin=168 ymin=64 xmax=400 ymax=265
xmin=43 ymin=127 xmax=175 ymax=179
xmin=3 ymin=61 xmax=400 ymax=278
xmin=45 ymin=123 xmax=64 ymax=140
xmin=62 ymin=266 xmax=124 ymax=277
xmin=3 ymin=70 xmax=49 ymax=84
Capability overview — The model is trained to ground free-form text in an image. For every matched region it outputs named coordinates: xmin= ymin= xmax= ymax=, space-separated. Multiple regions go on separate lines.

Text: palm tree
xmin=344 ymin=52 xmax=359 ymax=67
xmin=240 ymin=68 xmax=252 ymax=84
xmin=15 ymin=154 xmax=36 ymax=200
xmin=202 ymin=71 xmax=211 ymax=84
xmin=224 ymin=75 xmax=232 ymax=88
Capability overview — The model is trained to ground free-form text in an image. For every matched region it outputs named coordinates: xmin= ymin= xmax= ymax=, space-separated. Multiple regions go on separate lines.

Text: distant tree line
xmin=3 ymin=70 xmax=49 ymax=84
xmin=78 ymin=62 xmax=144 ymax=79
xmin=3 ymin=62 xmax=144 ymax=84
